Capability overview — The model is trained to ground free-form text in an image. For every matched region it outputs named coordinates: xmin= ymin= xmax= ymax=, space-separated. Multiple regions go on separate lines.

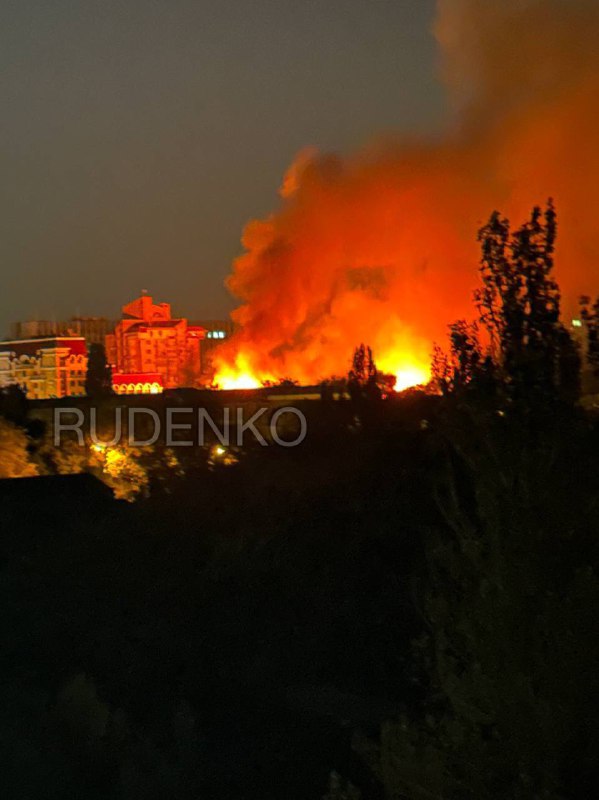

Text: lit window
xmin=572 ymin=319 xmax=583 ymax=328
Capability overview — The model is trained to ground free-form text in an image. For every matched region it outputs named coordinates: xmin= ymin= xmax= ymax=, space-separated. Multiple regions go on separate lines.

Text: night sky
xmin=1 ymin=0 xmax=444 ymax=333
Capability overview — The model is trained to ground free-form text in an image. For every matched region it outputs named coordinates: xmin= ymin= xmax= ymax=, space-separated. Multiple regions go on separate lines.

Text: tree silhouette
xmin=85 ymin=344 xmax=113 ymax=398
xmin=435 ymin=202 xmax=578 ymax=404
xmin=0 ymin=384 xmax=28 ymax=425
xmin=348 ymin=344 xmax=381 ymax=404
xmin=432 ymin=321 xmax=486 ymax=395
xmin=475 ymin=200 xmax=576 ymax=401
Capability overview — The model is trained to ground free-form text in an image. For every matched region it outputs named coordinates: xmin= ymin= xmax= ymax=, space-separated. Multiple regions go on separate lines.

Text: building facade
xmin=9 ymin=317 xmax=114 ymax=347
xmin=111 ymin=372 xmax=164 ymax=396
xmin=0 ymin=337 xmax=88 ymax=399
xmin=106 ymin=294 xmax=206 ymax=393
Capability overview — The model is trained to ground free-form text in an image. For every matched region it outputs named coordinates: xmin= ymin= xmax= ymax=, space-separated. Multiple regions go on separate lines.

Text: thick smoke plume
xmin=215 ymin=0 xmax=599 ymax=388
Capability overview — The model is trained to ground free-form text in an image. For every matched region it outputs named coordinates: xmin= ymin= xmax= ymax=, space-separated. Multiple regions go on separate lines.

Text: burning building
xmin=106 ymin=293 xmax=206 ymax=394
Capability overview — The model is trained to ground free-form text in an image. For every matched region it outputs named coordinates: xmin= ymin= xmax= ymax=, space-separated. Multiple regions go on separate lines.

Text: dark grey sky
xmin=1 ymin=0 xmax=443 ymax=332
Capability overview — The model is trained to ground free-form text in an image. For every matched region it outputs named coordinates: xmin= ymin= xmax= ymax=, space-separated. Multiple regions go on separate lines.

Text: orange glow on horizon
xmin=213 ymin=349 xmax=430 ymax=394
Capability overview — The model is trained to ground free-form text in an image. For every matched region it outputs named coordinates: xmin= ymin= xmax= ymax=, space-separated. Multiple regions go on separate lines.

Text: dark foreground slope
xmin=1 ymin=394 xmax=598 ymax=799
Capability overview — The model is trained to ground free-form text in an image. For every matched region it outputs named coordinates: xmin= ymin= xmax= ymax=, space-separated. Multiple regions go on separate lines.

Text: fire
xmin=379 ymin=350 xmax=431 ymax=392
xmin=392 ymin=366 xmax=430 ymax=393
xmin=212 ymin=1 xmax=599 ymax=392
xmin=217 ymin=372 xmax=262 ymax=391
xmin=214 ymin=349 xmax=430 ymax=393
xmin=213 ymin=353 xmax=273 ymax=391
xmin=214 ymin=363 xmax=428 ymax=393
xmin=216 ymin=373 xmax=262 ymax=390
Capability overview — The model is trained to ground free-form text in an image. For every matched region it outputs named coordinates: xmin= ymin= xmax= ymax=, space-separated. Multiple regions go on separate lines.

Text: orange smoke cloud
xmin=215 ymin=0 xmax=599 ymax=389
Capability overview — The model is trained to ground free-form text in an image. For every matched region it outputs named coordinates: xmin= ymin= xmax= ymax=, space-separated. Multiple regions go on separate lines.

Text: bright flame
xmin=213 ymin=348 xmax=429 ymax=394
xmin=217 ymin=372 xmax=262 ymax=391
xmin=378 ymin=350 xmax=431 ymax=393
xmin=393 ymin=365 xmax=430 ymax=392
xmin=214 ymin=353 xmax=274 ymax=390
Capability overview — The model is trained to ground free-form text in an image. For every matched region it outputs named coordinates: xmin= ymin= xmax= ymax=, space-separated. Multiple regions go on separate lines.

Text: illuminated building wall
xmin=106 ymin=294 xmax=206 ymax=393
xmin=0 ymin=337 xmax=88 ymax=399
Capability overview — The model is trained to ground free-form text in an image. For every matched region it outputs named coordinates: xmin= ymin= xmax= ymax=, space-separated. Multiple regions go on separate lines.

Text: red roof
xmin=112 ymin=372 xmax=164 ymax=385
xmin=0 ymin=337 xmax=87 ymax=357
xmin=123 ymin=320 xmax=183 ymax=333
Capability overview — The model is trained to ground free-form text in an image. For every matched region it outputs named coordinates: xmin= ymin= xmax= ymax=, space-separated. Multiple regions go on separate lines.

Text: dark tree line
xmin=352 ymin=203 xmax=599 ymax=800
xmin=433 ymin=201 xmax=581 ymax=405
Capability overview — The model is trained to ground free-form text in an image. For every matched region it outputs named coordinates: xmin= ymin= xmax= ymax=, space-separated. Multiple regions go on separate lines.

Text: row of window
xmin=113 ymin=382 xmax=163 ymax=395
